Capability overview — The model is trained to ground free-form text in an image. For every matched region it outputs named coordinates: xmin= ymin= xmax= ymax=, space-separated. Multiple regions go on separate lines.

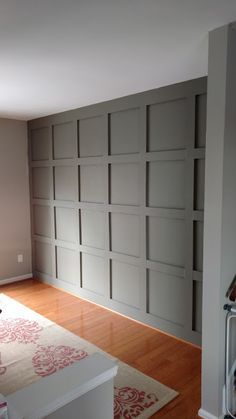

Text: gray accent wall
xmin=0 ymin=119 xmax=32 ymax=280
xmin=28 ymin=77 xmax=206 ymax=345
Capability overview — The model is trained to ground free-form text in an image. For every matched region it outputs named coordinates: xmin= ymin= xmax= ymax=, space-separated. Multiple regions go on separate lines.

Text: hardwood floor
xmin=1 ymin=279 xmax=201 ymax=419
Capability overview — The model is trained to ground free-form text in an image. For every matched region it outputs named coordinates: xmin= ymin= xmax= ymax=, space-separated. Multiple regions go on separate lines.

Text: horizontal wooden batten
xmin=78 ymin=156 xmax=106 ymax=165
xmin=193 ymin=148 xmax=205 ymax=159
xmin=145 ymin=149 xmax=186 ymax=162
xmin=32 ymin=199 xmax=52 ymax=206
xmin=109 ymin=251 xmax=141 ymax=266
xmin=108 ymin=154 xmax=140 ymax=164
xmin=31 ymin=160 xmax=52 ymax=167
xmin=80 ymin=246 xmax=105 ymax=258
xmin=108 ymin=205 xmax=141 ymax=215
xmin=145 ymin=207 xmax=186 ymax=219
xmin=33 ymin=235 xmax=52 ymax=245
xmin=55 ymin=240 xmax=77 ymax=251
xmin=146 ymin=260 xmax=185 ymax=278
xmin=79 ymin=202 xmax=106 ymax=211
xmin=193 ymin=210 xmax=204 ymax=221
xmin=193 ymin=270 xmax=203 ymax=282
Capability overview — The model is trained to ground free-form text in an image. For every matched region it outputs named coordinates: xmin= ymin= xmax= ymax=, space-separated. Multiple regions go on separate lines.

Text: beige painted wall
xmin=0 ymin=119 xmax=31 ymax=280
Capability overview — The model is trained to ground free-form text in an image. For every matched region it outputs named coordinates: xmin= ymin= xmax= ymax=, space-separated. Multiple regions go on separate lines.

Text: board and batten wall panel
xmin=28 ymin=77 xmax=206 ymax=345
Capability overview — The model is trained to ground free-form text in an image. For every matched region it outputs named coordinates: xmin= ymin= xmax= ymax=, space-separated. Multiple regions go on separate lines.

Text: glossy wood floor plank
xmin=0 ymin=279 xmax=201 ymax=419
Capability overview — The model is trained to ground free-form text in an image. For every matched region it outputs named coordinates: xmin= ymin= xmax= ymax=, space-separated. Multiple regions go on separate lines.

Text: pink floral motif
xmin=32 ymin=345 xmax=88 ymax=377
xmin=114 ymin=386 xmax=158 ymax=419
xmin=0 ymin=318 xmax=43 ymax=344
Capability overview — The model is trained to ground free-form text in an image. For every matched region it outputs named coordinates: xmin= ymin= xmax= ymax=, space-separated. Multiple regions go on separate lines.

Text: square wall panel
xmin=194 ymin=159 xmax=205 ymax=211
xmin=81 ymin=253 xmax=106 ymax=295
xmin=110 ymin=213 xmax=140 ymax=257
xmin=54 ymin=166 xmax=76 ymax=201
xmin=80 ymin=165 xmax=105 ymax=203
xmin=148 ymin=99 xmax=187 ymax=151
xmin=55 ymin=207 xmax=77 ymax=243
xmin=79 ymin=116 xmax=105 ymax=157
xmin=148 ymin=216 xmax=185 ymax=268
xmin=110 ymin=163 xmax=139 ymax=206
xmin=56 ymin=246 xmax=78 ymax=285
xmin=35 ymin=241 xmax=52 ymax=275
xmin=148 ymin=269 xmax=185 ymax=326
xmin=111 ymin=260 xmax=140 ymax=308
xmin=109 ymin=108 xmax=139 ymax=155
xmin=193 ymin=281 xmax=202 ymax=333
xmin=53 ymin=122 xmax=76 ymax=159
xmin=195 ymin=94 xmax=207 ymax=148
xmin=80 ymin=210 xmax=105 ymax=249
xmin=148 ymin=160 xmax=186 ymax=209
xmin=31 ymin=127 xmax=50 ymax=161
xmin=32 ymin=167 xmax=51 ymax=199
xmin=193 ymin=221 xmax=204 ymax=272
xmin=33 ymin=205 xmax=51 ymax=238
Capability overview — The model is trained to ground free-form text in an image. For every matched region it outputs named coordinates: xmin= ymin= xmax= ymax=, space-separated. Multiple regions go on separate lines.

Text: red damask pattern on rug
xmin=32 ymin=345 xmax=88 ymax=377
xmin=0 ymin=318 xmax=43 ymax=344
xmin=114 ymin=386 xmax=158 ymax=419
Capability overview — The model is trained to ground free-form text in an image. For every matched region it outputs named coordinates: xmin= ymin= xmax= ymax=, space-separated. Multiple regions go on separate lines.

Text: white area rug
xmin=0 ymin=294 xmax=178 ymax=418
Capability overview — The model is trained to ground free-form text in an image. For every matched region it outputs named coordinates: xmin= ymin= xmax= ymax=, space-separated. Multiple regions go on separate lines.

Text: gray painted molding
xmin=28 ymin=77 xmax=206 ymax=345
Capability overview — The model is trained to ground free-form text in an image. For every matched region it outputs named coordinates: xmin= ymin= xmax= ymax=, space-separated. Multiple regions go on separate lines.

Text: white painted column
xmin=199 ymin=23 xmax=236 ymax=419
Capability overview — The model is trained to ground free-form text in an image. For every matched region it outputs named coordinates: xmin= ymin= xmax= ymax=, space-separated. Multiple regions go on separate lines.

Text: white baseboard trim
xmin=198 ymin=408 xmax=225 ymax=419
xmin=0 ymin=273 xmax=32 ymax=285
xmin=198 ymin=408 xmax=220 ymax=419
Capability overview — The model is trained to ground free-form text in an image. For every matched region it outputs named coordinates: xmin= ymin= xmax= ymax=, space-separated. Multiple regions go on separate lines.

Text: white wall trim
xmin=0 ymin=273 xmax=32 ymax=285
xmin=198 ymin=408 xmax=223 ymax=419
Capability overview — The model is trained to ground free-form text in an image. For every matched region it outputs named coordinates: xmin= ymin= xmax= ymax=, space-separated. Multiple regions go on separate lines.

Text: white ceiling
xmin=1 ymin=0 xmax=236 ymax=121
